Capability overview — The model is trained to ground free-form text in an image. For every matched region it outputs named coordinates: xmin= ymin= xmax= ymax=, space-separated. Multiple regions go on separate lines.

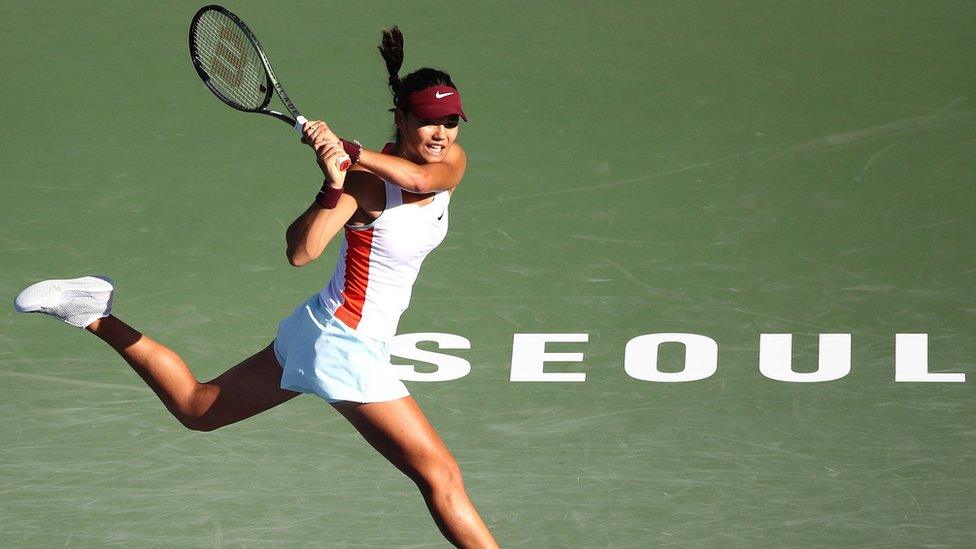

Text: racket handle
xmin=294 ymin=115 xmax=307 ymax=133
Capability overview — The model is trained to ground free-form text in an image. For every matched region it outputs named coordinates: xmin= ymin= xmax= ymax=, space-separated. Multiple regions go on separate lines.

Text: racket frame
xmin=189 ymin=4 xmax=305 ymax=131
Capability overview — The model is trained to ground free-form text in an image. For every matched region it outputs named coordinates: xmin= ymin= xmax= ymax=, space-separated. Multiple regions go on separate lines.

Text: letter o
xmin=624 ymin=333 xmax=718 ymax=382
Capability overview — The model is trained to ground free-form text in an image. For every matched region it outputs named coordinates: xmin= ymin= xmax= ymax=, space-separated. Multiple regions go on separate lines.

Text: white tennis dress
xmin=320 ymin=179 xmax=450 ymax=341
xmin=274 ymin=155 xmax=451 ymax=403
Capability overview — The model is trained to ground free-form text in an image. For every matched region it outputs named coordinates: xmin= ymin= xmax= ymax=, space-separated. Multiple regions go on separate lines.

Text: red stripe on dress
xmin=334 ymin=227 xmax=374 ymax=329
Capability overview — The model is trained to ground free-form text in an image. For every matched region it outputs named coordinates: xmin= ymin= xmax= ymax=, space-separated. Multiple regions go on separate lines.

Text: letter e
xmin=510 ymin=333 xmax=588 ymax=382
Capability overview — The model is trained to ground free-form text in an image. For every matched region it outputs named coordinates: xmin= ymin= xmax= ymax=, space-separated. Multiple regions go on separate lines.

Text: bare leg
xmin=334 ymin=397 xmax=498 ymax=549
xmin=87 ymin=315 xmax=299 ymax=431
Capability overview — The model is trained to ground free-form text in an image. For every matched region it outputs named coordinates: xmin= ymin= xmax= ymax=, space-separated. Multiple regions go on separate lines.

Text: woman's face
xmin=395 ymin=110 xmax=460 ymax=164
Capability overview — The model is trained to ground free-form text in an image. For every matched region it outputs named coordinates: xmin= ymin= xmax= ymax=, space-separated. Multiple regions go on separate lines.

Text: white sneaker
xmin=14 ymin=276 xmax=115 ymax=328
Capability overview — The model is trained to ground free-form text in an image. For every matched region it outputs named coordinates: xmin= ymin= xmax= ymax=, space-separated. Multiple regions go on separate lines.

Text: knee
xmin=173 ymin=386 xmax=225 ymax=432
xmin=415 ymin=454 xmax=465 ymax=495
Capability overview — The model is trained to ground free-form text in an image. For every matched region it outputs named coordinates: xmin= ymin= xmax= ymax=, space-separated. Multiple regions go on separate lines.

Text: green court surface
xmin=2 ymin=1 xmax=974 ymax=547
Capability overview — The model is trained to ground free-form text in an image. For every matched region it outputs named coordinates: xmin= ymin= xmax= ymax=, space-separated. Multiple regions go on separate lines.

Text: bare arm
xmin=285 ymin=193 xmax=357 ymax=267
xmin=286 ymin=122 xmax=356 ymax=267
xmin=356 ymin=144 xmax=467 ymax=194
xmin=303 ymin=120 xmax=467 ymax=194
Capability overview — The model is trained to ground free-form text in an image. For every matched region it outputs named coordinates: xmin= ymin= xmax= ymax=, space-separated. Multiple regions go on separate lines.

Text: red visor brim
xmin=409 ymin=104 xmax=468 ymax=122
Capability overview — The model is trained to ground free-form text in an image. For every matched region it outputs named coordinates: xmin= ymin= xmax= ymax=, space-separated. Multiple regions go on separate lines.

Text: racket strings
xmin=192 ymin=11 xmax=267 ymax=110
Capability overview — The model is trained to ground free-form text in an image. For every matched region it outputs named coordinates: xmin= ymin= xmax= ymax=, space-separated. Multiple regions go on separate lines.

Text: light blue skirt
xmin=274 ymin=294 xmax=410 ymax=404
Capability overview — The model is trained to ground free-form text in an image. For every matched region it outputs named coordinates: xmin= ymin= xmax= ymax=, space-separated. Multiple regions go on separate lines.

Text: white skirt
xmin=274 ymin=294 xmax=410 ymax=404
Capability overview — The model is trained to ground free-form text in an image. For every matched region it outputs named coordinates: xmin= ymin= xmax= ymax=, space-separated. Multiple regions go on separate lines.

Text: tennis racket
xmin=188 ymin=4 xmax=350 ymax=170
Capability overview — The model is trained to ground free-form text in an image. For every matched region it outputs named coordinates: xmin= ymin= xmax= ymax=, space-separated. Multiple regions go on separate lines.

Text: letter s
xmin=391 ymin=333 xmax=472 ymax=382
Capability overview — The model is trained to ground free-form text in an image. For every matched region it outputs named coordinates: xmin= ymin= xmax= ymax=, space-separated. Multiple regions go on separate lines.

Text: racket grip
xmin=294 ymin=115 xmax=307 ymax=133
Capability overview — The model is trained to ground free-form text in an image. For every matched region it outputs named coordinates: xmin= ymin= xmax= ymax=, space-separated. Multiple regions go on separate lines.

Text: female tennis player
xmin=14 ymin=27 xmax=498 ymax=549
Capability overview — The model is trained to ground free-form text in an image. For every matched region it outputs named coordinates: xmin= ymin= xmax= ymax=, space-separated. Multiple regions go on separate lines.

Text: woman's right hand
xmin=315 ymin=141 xmax=348 ymax=187
xmin=301 ymin=120 xmax=346 ymax=186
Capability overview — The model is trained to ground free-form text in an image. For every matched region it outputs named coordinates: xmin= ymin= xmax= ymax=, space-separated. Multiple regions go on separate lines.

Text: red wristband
xmin=315 ymin=184 xmax=344 ymax=209
xmin=339 ymin=138 xmax=363 ymax=165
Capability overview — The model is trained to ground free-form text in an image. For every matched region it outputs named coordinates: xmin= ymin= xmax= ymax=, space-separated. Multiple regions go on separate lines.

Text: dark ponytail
xmin=378 ymin=26 xmax=459 ymax=142
xmin=378 ymin=26 xmax=404 ymax=101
